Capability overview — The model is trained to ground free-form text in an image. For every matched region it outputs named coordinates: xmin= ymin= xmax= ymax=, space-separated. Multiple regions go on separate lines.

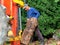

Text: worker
xmin=21 ymin=4 xmax=45 ymax=45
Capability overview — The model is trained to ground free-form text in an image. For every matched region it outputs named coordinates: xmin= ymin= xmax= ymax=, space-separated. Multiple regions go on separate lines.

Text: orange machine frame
xmin=0 ymin=0 xmax=20 ymax=45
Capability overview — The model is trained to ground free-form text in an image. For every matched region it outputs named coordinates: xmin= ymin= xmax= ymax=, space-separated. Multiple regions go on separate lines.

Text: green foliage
xmin=55 ymin=0 xmax=59 ymax=2
xmin=21 ymin=0 xmax=60 ymax=36
xmin=56 ymin=32 xmax=60 ymax=39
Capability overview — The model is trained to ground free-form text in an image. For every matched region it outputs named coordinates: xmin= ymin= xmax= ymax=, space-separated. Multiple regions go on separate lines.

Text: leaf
xmin=55 ymin=0 xmax=59 ymax=2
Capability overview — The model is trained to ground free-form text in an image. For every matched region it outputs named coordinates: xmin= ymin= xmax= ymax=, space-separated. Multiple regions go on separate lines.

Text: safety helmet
xmin=13 ymin=0 xmax=24 ymax=8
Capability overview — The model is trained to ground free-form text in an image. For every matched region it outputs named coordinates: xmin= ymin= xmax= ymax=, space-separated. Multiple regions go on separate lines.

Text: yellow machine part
xmin=19 ymin=30 xmax=22 ymax=39
xmin=9 ymin=36 xmax=20 ymax=41
xmin=9 ymin=38 xmax=14 ymax=41
xmin=8 ymin=30 xmax=22 ymax=41
xmin=13 ymin=0 xmax=24 ymax=8
xmin=8 ymin=30 xmax=14 ymax=37
xmin=9 ymin=15 xmax=13 ymax=20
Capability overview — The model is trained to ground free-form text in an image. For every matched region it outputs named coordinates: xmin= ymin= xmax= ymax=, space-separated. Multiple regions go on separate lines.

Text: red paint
xmin=0 ymin=0 xmax=20 ymax=45
xmin=0 ymin=0 xmax=1 ymax=4
xmin=11 ymin=41 xmax=20 ymax=45
xmin=4 ymin=0 xmax=11 ymax=15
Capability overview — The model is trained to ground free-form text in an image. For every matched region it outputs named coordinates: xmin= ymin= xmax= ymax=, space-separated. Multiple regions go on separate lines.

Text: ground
xmin=6 ymin=38 xmax=60 ymax=45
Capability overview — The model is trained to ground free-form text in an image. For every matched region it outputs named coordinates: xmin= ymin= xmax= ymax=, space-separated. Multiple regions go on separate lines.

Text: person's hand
xmin=31 ymin=17 xmax=37 ymax=21
xmin=27 ymin=18 xmax=29 ymax=21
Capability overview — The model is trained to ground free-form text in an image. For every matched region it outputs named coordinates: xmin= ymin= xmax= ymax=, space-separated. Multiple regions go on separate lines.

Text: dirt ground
xmin=29 ymin=38 xmax=60 ymax=45
xmin=6 ymin=38 xmax=60 ymax=45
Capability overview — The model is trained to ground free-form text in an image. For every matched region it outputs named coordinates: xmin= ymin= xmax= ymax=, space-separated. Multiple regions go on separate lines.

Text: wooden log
xmin=21 ymin=18 xmax=38 ymax=45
